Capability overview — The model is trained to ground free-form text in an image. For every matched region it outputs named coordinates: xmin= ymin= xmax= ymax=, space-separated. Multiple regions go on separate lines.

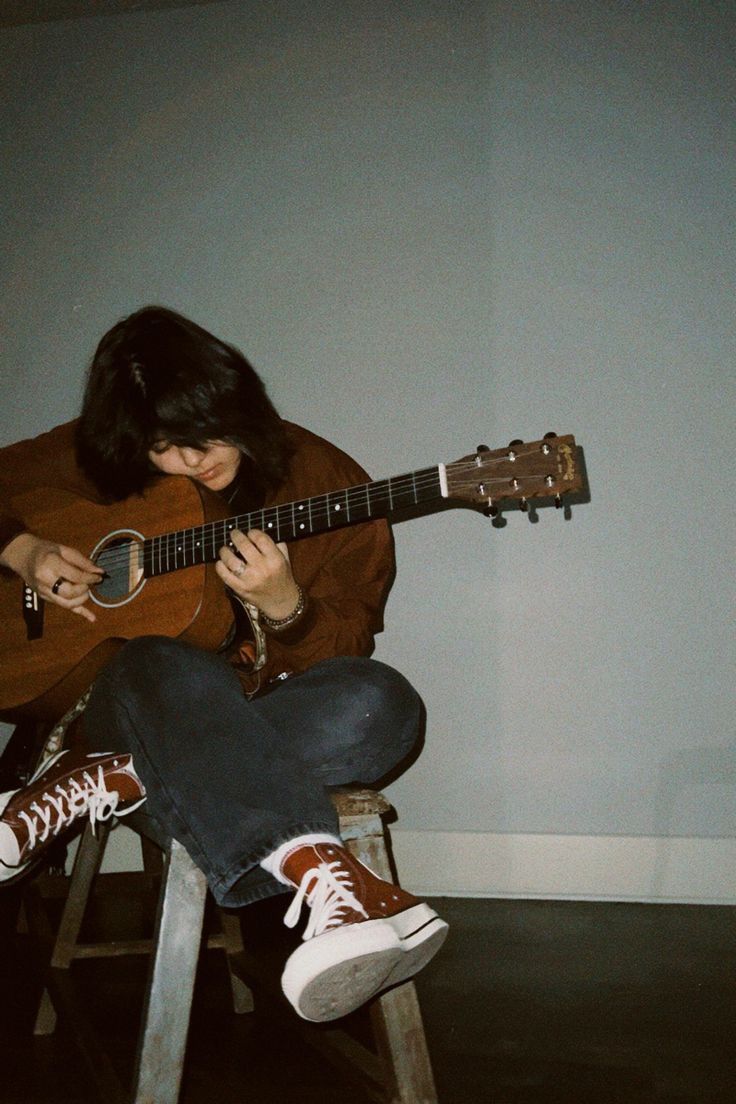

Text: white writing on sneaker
xmin=0 ymin=757 xmax=146 ymax=875
xmin=18 ymin=763 xmax=123 ymax=855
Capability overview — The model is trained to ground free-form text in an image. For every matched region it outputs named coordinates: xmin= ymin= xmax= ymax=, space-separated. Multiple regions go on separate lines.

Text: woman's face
xmin=148 ymin=440 xmax=242 ymax=492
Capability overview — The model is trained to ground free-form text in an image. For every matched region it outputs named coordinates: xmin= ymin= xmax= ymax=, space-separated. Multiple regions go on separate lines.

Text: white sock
xmin=260 ymin=832 xmax=343 ymax=886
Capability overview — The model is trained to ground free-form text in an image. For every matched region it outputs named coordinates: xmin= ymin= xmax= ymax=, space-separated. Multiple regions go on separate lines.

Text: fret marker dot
xmin=334 ymin=504 xmax=341 ymax=511
xmin=299 ymin=523 xmax=305 ymax=530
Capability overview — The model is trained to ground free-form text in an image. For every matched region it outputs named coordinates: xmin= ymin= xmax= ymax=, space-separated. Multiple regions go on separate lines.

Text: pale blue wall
xmin=1 ymin=1 xmax=733 ymax=852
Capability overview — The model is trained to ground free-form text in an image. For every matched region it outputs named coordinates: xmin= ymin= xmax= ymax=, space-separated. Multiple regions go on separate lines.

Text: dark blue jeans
xmin=82 ymin=637 xmax=421 ymax=907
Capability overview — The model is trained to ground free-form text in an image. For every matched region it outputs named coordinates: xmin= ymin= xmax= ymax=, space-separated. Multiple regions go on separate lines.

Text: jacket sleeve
xmin=238 ymin=425 xmax=396 ymax=687
xmin=261 ymin=515 xmax=394 ymax=680
xmin=0 ymin=421 xmax=90 ymax=566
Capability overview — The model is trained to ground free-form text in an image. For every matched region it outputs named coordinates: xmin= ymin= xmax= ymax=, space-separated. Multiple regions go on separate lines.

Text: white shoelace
xmin=19 ymin=764 xmax=141 ymax=854
xmin=283 ymin=860 xmax=369 ymax=940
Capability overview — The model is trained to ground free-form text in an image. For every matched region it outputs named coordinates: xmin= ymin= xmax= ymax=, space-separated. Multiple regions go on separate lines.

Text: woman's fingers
xmin=217 ymin=530 xmax=298 ymax=619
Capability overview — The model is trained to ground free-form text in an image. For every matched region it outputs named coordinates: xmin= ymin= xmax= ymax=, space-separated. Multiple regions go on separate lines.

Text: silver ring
xmin=52 ymin=577 xmax=66 ymax=596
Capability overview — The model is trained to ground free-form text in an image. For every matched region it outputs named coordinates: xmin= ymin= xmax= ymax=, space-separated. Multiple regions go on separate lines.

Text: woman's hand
xmin=0 ymin=532 xmax=103 ymax=623
xmin=216 ymin=529 xmax=301 ymax=621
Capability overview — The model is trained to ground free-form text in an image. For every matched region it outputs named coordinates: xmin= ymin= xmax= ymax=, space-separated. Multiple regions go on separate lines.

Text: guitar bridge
xmin=22 ymin=585 xmax=44 ymax=641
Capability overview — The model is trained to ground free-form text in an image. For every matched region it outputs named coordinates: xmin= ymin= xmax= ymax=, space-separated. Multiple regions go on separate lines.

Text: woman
xmin=0 ymin=306 xmax=447 ymax=1022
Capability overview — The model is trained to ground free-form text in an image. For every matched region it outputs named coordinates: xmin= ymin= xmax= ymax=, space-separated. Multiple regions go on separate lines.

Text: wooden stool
xmin=25 ymin=788 xmax=439 ymax=1104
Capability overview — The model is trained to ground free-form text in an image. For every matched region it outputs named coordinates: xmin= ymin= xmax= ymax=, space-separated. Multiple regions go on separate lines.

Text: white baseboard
xmin=95 ymin=826 xmax=736 ymax=905
xmin=389 ymin=830 xmax=736 ymax=905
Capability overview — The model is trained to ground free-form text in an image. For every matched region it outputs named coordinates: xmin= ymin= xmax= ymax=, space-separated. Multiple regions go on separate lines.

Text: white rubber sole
xmin=383 ymin=903 xmax=449 ymax=988
xmin=0 ymin=789 xmax=22 ymax=875
xmin=281 ymin=903 xmax=448 ymax=1022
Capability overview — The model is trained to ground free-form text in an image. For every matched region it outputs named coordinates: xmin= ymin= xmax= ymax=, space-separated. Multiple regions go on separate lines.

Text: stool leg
xmin=139 ymin=833 xmax=164 ymax=875
xmin=341 ymin=812 xmax=439 ymax=1104
xmin=34 ymin=821 xmax=110 ymax=1035
xmin=369 ymin=985 xmax=439 ymax=1104
xmin=132 ymin=838 xmax=207 ymax=1104
xmin=217 ymin=908 xmax=255 ymax=1013
xmin=16 ymin=900 xmax=28 ymax=934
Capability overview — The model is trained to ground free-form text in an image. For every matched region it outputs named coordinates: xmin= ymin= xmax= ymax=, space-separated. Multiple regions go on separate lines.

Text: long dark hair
xmin=75 ymin=306 xmax=292 ymax=501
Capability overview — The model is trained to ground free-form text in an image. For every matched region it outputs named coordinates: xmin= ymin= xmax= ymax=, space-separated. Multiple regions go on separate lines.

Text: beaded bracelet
xmin=260 ymin=585 xmax=307 ymax=631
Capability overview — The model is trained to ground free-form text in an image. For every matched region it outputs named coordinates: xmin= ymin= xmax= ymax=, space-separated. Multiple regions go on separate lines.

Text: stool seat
xmin=24 ymin=786 xmax=439 ymax=1104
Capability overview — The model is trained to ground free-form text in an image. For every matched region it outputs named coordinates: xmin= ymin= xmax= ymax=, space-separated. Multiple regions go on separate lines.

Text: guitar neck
xmin=142 ymin=465 xmax=445 ymax=579
xmin=140 ymin=432 xmax=584 ymax=579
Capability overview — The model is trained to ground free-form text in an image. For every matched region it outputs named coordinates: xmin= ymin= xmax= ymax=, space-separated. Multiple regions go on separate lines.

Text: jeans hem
xmin=210 ymin=819 xmax=340 ymax=908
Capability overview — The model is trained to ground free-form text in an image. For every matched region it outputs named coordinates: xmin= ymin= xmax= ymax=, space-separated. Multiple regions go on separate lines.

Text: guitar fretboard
xmin=142 ymin=465 xmax=444 ymax=578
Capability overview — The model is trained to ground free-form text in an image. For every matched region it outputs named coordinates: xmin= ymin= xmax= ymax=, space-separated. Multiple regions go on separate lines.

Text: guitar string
xmin=88 ymin=470 xmax=443 ymax=573
xmin=85 ymin=467 xmax=441 ymax=573
xmin=86 ymin=460 xmax=558 ymax=575
xmin=88 ymin=477 xmax=554 ymax=576
xmin=86 ymin=453 xmax=558 ymax=574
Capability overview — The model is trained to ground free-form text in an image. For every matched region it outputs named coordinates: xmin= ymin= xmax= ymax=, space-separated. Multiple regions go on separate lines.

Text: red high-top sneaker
xmin=279 ymin=841 xmax=448 ymax=1022
xmin=0 ymin=749 xmax=146 ymax=885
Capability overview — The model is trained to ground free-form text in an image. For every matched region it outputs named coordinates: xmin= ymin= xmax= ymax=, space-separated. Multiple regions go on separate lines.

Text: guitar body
xmin=0 ymin=478 xmax=234 ymax=723
xmin=0 ymin=432 xmax=585 ymax=723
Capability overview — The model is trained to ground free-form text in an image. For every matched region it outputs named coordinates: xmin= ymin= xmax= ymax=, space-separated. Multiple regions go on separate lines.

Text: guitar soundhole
xmin=90 ymin=530 xmax=145 ymax=608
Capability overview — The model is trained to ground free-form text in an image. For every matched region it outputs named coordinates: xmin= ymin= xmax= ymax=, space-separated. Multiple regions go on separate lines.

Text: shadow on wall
xmin=652 ymin=743 xmax=736 ymax=900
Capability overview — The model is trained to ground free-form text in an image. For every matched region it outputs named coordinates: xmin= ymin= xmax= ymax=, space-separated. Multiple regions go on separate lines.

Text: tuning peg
xmin=544 ymin=431 xmax=557 ymax=439
xmin=519 ymin=497 xmax=529 ymax=512
xmin=508 ymin=438 xmax=523 ymax=447
xmin=476 ymin=443 xmax=490 ymax=453
xmin=483 ymin=503 xmax=499 ymax=518
xmin=554 ymin=494 xmax=563 ymax=509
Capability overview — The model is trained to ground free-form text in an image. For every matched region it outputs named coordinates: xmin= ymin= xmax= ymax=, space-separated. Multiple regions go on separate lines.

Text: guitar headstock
xmin=444 ymin=433 xmax=583 ymax=513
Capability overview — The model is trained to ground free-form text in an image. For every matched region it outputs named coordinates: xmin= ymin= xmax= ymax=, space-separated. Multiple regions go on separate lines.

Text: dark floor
xmin=1 ymin=882 xmax=734 ymax=1104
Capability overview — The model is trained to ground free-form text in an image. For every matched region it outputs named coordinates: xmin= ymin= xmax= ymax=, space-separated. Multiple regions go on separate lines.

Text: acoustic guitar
xmin=0 ymin=434 xmax=583 ymax=721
